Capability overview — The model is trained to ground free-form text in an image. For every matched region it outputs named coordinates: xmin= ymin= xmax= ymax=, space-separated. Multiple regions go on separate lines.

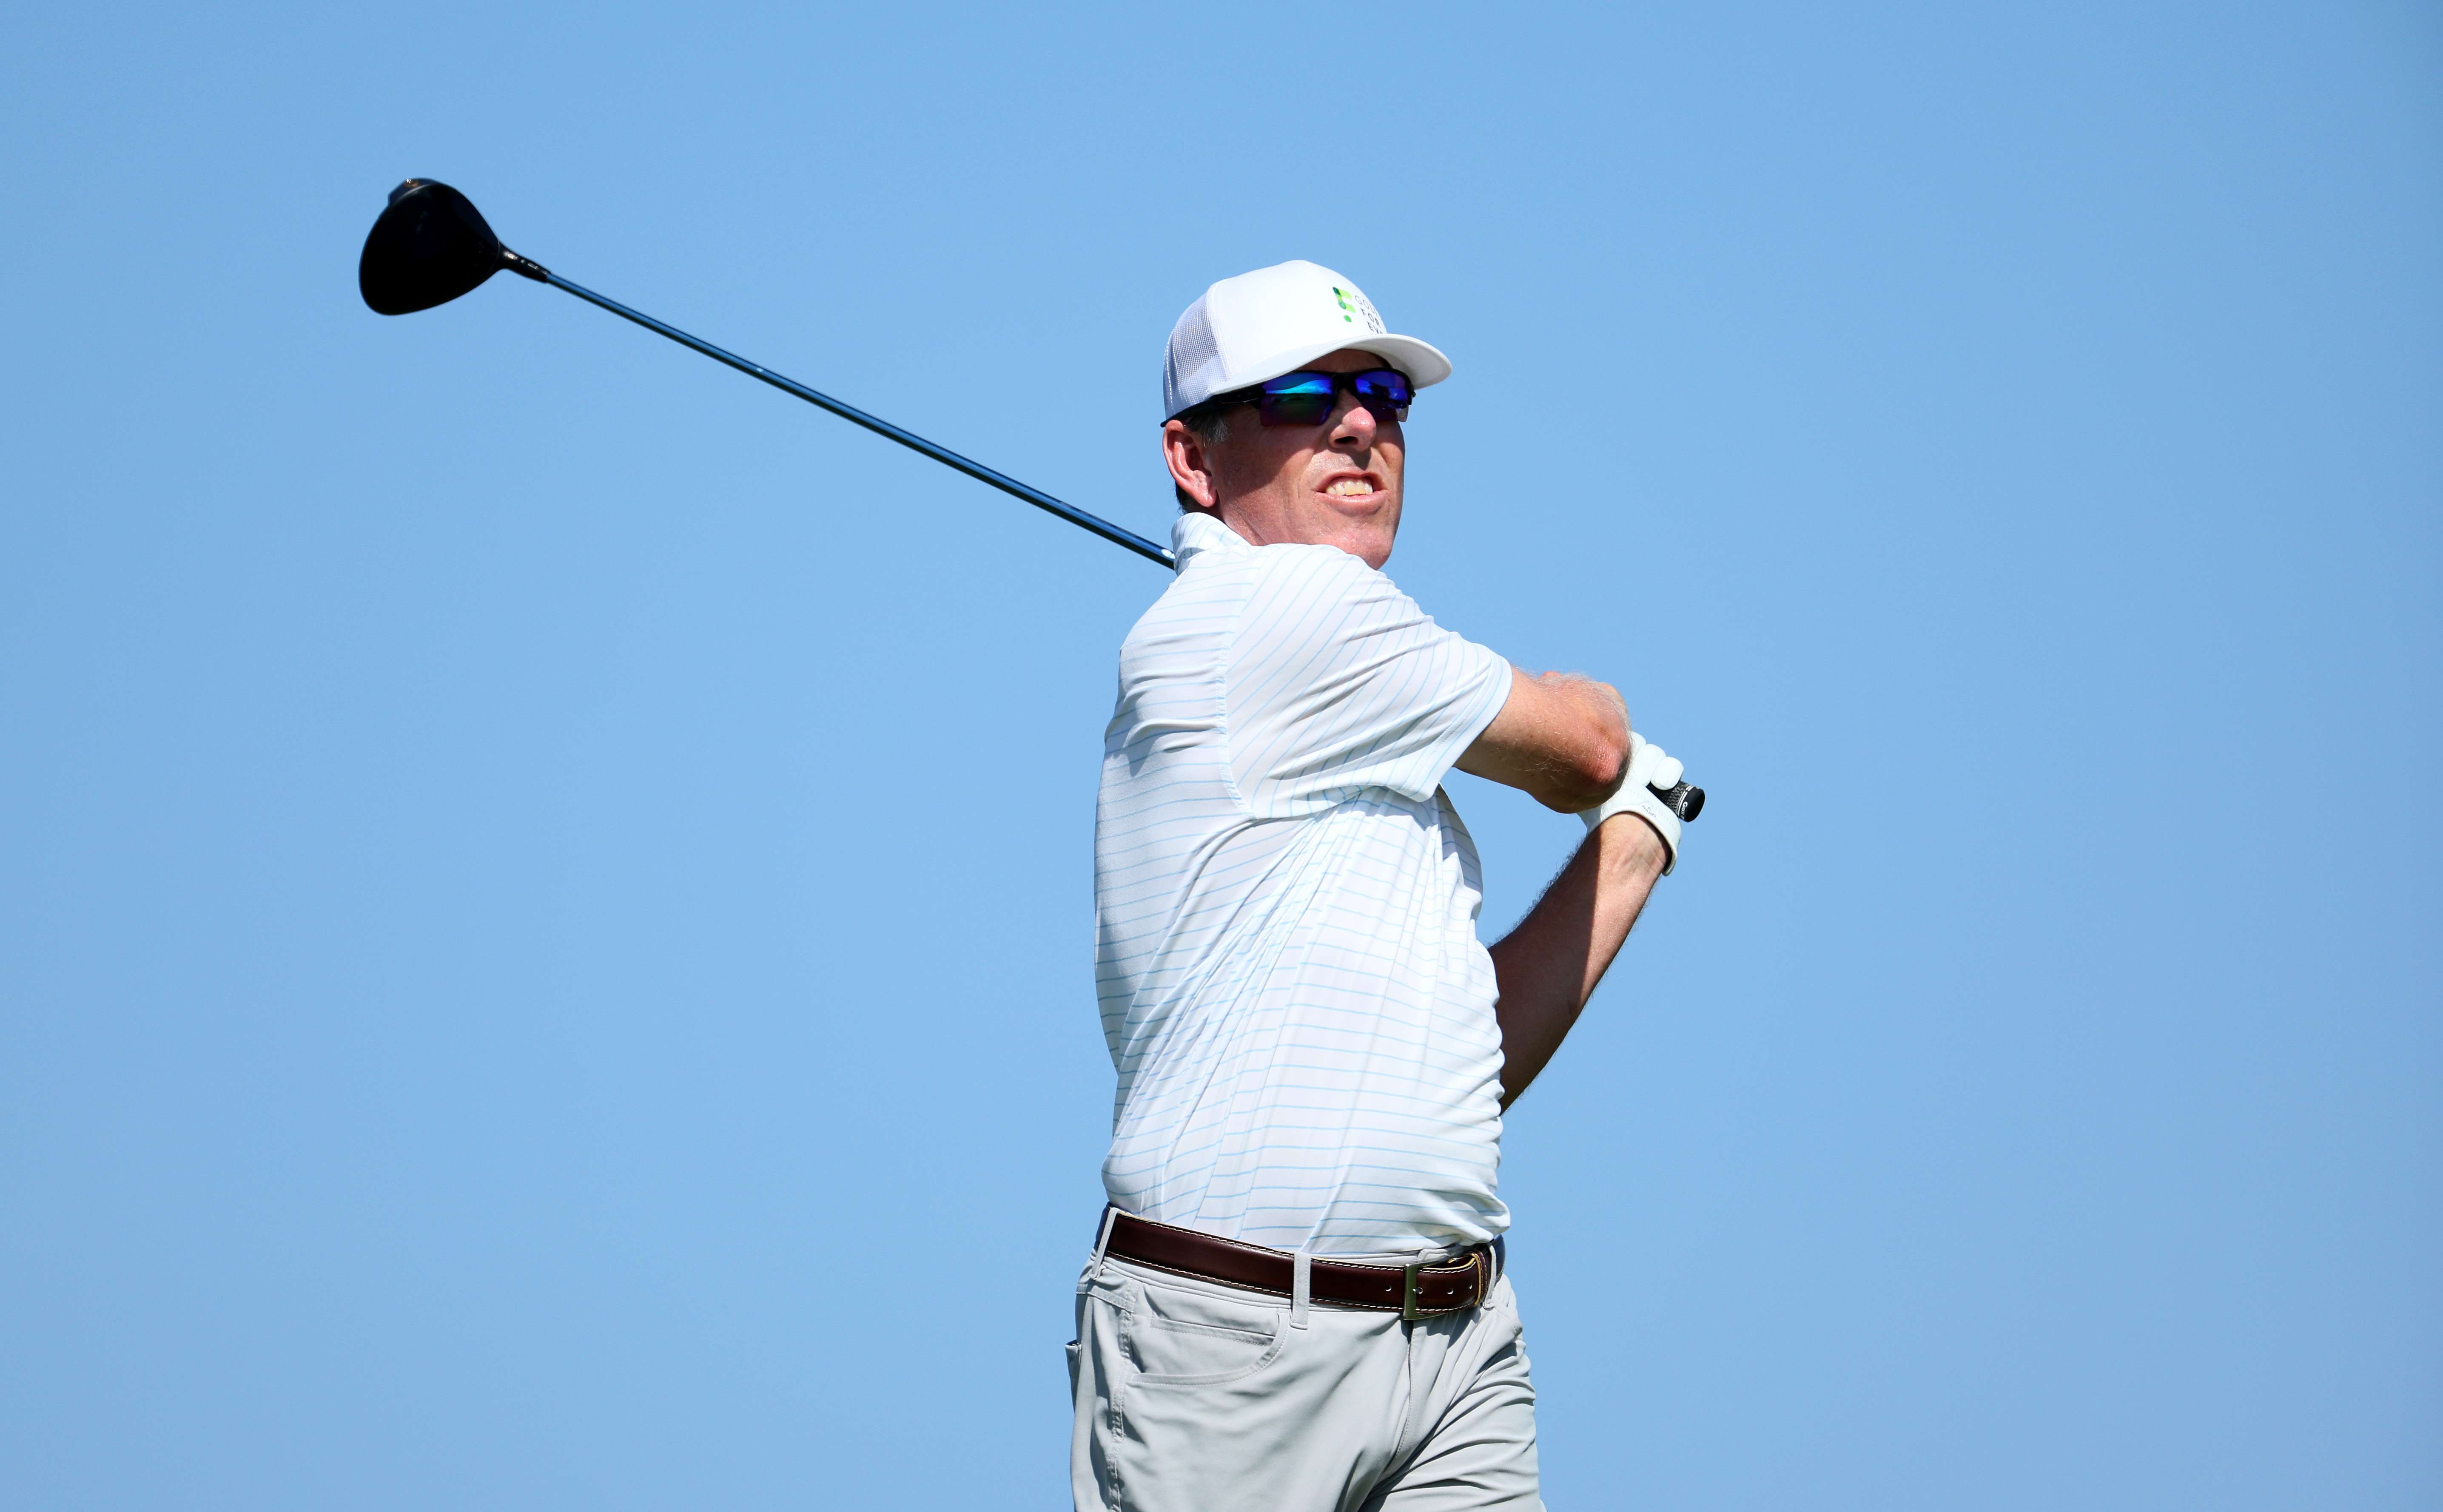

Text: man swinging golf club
xmin=353 ymin=184 xmax=1707 ymax=1504
xmin=1073 ymin=261 xmax=1693 ymax=1511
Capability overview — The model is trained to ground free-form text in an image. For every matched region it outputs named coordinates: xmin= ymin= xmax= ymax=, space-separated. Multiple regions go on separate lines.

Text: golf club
xmin=358 ymin=179 xmax=1705 ymax=824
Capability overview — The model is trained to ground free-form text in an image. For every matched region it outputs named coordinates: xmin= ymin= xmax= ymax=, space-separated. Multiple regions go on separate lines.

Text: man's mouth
xmin=1325 ymin=478 xmax=1378 ymax=498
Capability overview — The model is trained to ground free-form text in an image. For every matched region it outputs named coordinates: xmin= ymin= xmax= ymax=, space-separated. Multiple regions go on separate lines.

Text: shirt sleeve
xmin=1225 ymin=543 xmax=1513 ymax=817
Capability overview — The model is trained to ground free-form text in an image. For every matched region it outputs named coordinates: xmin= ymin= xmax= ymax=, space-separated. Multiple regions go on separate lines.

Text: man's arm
xmin=1458 ymin=668 xmax=1685 ymax=1108
xmin=1486 ymin=811 xmax=1669 ymax=1108
xmin=1453 ymin=668 xmax=1632 ymax=812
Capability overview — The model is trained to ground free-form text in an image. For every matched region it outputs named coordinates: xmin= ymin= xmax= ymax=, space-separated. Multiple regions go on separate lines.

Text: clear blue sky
xmin=3 ymin=3 xmax=2436 ymax=1507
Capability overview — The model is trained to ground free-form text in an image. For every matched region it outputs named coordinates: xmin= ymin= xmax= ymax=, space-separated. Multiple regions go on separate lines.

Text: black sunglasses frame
xmin=1176 ymin=367 xmax=1414 ymax=428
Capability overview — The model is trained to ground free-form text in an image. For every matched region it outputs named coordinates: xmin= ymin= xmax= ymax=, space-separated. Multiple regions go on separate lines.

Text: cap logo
xmin=1331 ymin=285 xmax=1387 ymax=335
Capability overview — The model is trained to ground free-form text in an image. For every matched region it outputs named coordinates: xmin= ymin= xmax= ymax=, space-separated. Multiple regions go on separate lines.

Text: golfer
xmin=1071 ymin=261 xmax=1688 ymax=1511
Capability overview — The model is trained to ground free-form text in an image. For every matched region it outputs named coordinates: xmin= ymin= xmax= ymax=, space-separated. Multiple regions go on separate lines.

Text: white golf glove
xmin=1578 ymin=731 xmax=1685 ymax=875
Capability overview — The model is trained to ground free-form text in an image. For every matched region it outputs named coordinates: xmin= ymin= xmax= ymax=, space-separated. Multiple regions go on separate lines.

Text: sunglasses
xmin=1190 ymin=367 xmax=1414 ymax=428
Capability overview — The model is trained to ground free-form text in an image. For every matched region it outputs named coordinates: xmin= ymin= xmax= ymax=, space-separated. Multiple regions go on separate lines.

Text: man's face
xmin=1162 ymin=347 xmax=1406 ymax=569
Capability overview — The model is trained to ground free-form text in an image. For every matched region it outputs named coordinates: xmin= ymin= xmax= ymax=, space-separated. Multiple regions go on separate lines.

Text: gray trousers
xmin=1068 ymin=1248 xmax=1543 ymax=1512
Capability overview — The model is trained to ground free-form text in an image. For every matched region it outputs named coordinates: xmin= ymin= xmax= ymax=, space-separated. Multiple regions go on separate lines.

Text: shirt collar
xmin=1170 ymin=509 xmax=1251 ymax=571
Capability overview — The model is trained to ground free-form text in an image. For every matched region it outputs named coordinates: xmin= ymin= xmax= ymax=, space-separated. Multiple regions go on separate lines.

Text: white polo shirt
xmin=1093 ymin=510 xmax=1516 ymax=1256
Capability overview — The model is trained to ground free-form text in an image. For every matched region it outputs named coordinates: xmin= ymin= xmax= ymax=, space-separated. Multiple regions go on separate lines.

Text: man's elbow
xmin=1546 ymin=736 xmax=1630 ymax=813
xmin=1571 ymin=682 xmax=1632 ymax=808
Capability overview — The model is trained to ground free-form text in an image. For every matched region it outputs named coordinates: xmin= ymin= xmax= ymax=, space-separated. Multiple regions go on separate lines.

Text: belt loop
xmin=1090 ymin=1205 xmax=1122 ymax=1275
xmin=1290 ymin=1252 xmax=1312 ymax=1330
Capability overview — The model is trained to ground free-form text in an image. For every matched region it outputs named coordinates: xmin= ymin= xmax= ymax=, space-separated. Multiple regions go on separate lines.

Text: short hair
xmin=1171 ymin=405 xmax=1233 ymax=510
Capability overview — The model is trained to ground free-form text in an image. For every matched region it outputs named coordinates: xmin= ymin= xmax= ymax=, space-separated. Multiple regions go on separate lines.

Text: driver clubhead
xmin=359 ymin=180 xmax=510 ymax=315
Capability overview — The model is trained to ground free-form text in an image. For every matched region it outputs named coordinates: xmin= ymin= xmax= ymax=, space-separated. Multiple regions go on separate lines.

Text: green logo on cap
xmin=1332 ymin=286 xmax=1357 ymax=323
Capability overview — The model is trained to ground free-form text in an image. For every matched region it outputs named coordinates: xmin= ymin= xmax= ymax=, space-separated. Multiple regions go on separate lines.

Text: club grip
xmin=1649 ymin=782 xmax=1705 ymax=821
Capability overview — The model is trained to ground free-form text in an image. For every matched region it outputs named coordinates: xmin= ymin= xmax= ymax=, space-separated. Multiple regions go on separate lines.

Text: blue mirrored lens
xmin=1352 ymin=370 xmax=1412 ymax=406
xmin=1252 ymin=369 xmax=1413 ymax=426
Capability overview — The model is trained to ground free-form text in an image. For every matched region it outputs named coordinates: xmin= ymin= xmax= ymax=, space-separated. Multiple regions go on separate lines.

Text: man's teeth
xmin=1326 ymin=480 xmax=1374 ymax=497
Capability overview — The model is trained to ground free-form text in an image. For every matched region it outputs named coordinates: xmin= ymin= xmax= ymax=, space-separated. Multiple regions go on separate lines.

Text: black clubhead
xmin=360 ymin=180 xmax=524 ymax=315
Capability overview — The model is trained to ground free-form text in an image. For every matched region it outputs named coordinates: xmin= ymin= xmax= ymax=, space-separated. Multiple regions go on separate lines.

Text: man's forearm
xmin=1487 ymin=813 xmax=1669 ymax=1108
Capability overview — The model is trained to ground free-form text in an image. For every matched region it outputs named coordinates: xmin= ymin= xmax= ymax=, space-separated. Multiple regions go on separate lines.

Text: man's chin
xmin=1333 ymin=518 xmax=1398 ymax=570
xmin=1309 ymin=495 xmax=1397 ymax=535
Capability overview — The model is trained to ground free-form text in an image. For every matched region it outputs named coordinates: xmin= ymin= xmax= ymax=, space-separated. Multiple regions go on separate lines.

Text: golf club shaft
xmin=537 ymin=270 xmax=1177 ymax=569
xmin=524 ymin=265 xmax=1703 ymax=823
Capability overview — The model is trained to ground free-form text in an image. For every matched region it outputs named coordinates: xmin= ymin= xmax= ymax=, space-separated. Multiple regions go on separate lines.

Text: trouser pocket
xmin=1122 ymin=1308 xmax=1281 ymax=1386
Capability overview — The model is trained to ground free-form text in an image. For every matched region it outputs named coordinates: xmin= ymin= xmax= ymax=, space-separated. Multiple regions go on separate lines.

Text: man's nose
xmin=1329 ymin=392 xmax=1377 ymax=449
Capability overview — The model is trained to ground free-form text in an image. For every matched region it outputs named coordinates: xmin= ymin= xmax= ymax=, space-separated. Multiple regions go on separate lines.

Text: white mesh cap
xmin=1162 ymin=260 xmax=1452 ymax=421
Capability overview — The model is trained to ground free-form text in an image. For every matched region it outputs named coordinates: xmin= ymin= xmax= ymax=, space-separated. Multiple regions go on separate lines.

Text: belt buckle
xmin=1403 ymin=1249 xmax=1490 ymax=1321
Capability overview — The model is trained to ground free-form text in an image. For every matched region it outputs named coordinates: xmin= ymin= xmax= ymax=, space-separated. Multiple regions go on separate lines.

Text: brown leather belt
xmin=1099 ymin=1207 xmax=1501 ymax=1320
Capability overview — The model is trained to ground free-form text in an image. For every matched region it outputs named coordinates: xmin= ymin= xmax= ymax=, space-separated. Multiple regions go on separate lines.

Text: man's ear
xmin=1163 ymin=419 xmax=1219 ymax=511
